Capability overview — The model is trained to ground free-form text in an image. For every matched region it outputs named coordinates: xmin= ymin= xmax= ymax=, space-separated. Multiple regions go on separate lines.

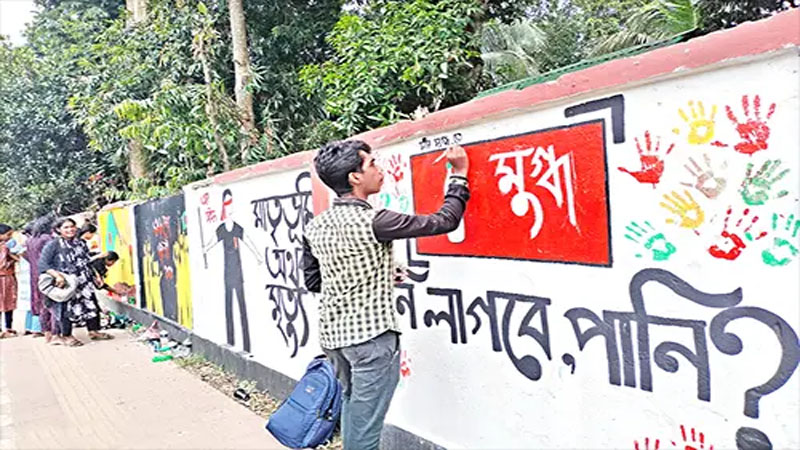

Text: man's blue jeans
xmin=323 ymin=331 xmax=400 ymax=450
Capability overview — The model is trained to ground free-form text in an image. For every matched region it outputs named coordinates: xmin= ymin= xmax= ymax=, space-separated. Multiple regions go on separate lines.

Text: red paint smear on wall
xmin=411 ymin=121 xmax=610 ymax=265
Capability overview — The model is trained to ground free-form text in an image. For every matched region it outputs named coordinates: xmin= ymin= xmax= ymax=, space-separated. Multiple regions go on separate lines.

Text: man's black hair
xmin=80 ymin=223 xmax=97 ymax=236
xmin=0 ymin=224 xmax=11 ymax=235
xmin=314 ymin=140 xmax=371 ymax=196
xmin=106 ymin=251 xmax=120 ymax=262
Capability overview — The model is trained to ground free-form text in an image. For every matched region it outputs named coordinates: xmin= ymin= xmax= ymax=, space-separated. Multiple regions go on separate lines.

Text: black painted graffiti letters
xmin=267 ymin=284 xmax=310 ymax=358
xmin=494 ymin=291 xmax=552 ymax=381
xmin=418 ymin=132 xmax=464 ymax=152
xmin=394 ymin=265 xmax=798 ymax=412
xmin=251 ymin=171 xmax=312 ymax=246
xmin=253 ymin=171 xmax=313 ymax=358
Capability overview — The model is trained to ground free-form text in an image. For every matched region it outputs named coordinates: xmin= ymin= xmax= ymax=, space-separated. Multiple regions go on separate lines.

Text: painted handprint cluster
xmin=621 ymin=93 xmax=796 ymax=265
xmin=670 ymin=95 xmax=777 ymax=155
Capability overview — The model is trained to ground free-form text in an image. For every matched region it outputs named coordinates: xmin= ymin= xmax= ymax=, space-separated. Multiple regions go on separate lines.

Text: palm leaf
xmin=592 ymin=0 xmax=701 ymax=55
xmin=480 ymin=19 xmax=546 ymax=84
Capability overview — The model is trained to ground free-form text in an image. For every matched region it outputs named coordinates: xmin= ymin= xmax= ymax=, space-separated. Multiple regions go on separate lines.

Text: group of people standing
xmin=0 ymin=215 xmax=122 ymax=346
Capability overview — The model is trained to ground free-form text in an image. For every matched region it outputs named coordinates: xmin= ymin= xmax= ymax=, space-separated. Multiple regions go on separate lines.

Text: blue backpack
xmin=266 ymin=356 xmax=342 ymax=448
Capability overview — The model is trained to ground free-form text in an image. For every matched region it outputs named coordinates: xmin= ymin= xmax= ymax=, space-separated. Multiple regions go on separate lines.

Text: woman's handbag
xmin=38 ymin=272 xmax=78 ymax=303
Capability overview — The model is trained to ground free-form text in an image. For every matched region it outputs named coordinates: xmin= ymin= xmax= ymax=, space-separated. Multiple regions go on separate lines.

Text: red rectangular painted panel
xmin=411 ymin=120 xmax=611 ymax=266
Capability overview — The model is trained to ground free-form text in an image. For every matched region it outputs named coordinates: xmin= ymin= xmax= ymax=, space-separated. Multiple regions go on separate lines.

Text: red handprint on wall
xmin=672 ymin=425 xmax=713 ymax=450
xmin=714 ymin=95 xmax=776 ymax=155
xmin=708 ymin=207 xmax=767 ymax=261
xmin=618 ymin=131 xmax=674 ymax=186
xmin=386 ymin=154 xmax=407 ymax=183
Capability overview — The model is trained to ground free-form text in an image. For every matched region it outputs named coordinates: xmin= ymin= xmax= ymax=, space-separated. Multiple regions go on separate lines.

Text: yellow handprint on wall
xmin=659 ymin=190 xmax=705 ymax=229
xmin=673 ymin=100 xmax=718 ymax=145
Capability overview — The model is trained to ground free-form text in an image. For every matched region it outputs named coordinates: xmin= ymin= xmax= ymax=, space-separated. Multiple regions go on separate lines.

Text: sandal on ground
xmin=0 ymin=331 xmax=14 ymax=339
xmin=89 ymin=332 xmax=114 ymax=341
xmin=31 ymin=332 xmax=45 ymax=338
xmin=64 ymin=337 xmax=84 ymax=347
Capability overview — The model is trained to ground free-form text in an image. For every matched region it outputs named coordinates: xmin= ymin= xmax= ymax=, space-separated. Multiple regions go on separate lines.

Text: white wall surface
xmin=184 ymin=49 xmax=800 ymax=449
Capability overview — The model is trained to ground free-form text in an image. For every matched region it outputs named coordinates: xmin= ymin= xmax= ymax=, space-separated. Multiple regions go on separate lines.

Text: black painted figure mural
xmin=203 ymin=189 xmax=262 ymax=353
xmin=134 ymin=194 xmax=186 ymax=323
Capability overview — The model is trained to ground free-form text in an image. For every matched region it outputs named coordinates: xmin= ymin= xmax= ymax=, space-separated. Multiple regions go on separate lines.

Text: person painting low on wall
xmin=0 ymin=223 xmax=21 ymax=338
xmin=38 ymin=217 xmax=101 ymax=346
xmin=81 ymin=250 xmax=121 ymax=340
xmin=302 ymin=140 xmax=471 ymax=450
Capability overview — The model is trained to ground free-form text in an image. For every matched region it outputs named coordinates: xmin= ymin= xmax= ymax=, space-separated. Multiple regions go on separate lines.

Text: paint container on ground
xmin=233 ymin=388 xmax=250 ymax=403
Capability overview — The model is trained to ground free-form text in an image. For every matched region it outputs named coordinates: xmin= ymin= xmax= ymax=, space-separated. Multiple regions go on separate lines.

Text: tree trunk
xmin=126 ymin=0 xmax=148 ymax=179
xmin=227 ymin=0 xmax=257 ymax=145
xmin=195 ymin=30 xmax=231 ymax=173
xmin=125 ymin=0 xmax=147 ymax=24
xmin=127 ymin=141 xmax=147 ymax=178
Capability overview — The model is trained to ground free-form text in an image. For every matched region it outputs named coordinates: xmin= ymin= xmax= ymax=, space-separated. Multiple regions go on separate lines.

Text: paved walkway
xmin=0 ymin=326 xmax=286 ymax=449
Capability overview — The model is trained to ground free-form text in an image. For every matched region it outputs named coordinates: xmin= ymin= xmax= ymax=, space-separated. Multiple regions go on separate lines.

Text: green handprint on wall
xmin=624 ymin=220 xmax=677 ymax=261
xmin=739 ymin=159 xmax=789 ymax=206
xmin=762 ymin=213 xmax=800 ymax=267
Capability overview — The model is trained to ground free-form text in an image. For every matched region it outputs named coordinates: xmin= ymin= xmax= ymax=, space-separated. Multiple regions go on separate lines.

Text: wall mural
xmin=384 ymin=72 xmax=798 ymax=447
xmin=182 ymin=49 xmax=799 ymax=449
xmin=190 ymin=168 xmax=316 ymax=374
xmin=411 ymin=119 xmax=611 ymax=266
xmin=134 ymin=194 xmax=193 ymax=328
xmin=97 ymin=207 xmax=137 ymax=300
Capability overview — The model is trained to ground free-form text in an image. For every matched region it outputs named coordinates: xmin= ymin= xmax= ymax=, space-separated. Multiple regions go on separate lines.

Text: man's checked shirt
xmin=303 ymin=175 xmax=470 ymax=349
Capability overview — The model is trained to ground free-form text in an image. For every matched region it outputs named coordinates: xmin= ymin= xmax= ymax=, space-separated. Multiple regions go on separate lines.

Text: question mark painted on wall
xmin=709 ymin=306 xmax=800 ymax=449
xmin=561 ymin=353 xmax=576 ymax=374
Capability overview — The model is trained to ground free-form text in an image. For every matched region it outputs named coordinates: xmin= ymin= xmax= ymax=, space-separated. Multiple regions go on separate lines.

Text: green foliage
xmin=242 ymin=0 xmax=346 ymax=155
xmin=477 ymin=1 xmax=592 ymax=86
xmin=593 ymin=0 xmax=702 ymax=54
xmin=573 ymin=0 xmax=652 ymax=44
xmin=480 ymin=19 xmax=545 ymax=86
xmin=592 ymin=0 xmax=793 ymax=55
xmin=67 ymin=0 xmax=249 ymax=199
xmin=300 ymin=0 xmax=483 ymax=135
xmin=0 ymin=29 xmax=103 ymax=225
xmin=532 ymin=2 xmax=588 ymax=73
xmin=34 ymin=0 xmax=124 ymax=17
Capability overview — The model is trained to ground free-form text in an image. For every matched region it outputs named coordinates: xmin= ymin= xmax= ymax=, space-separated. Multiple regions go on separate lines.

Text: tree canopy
xmin=0 ymin=0 xmax=796 ymax=225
